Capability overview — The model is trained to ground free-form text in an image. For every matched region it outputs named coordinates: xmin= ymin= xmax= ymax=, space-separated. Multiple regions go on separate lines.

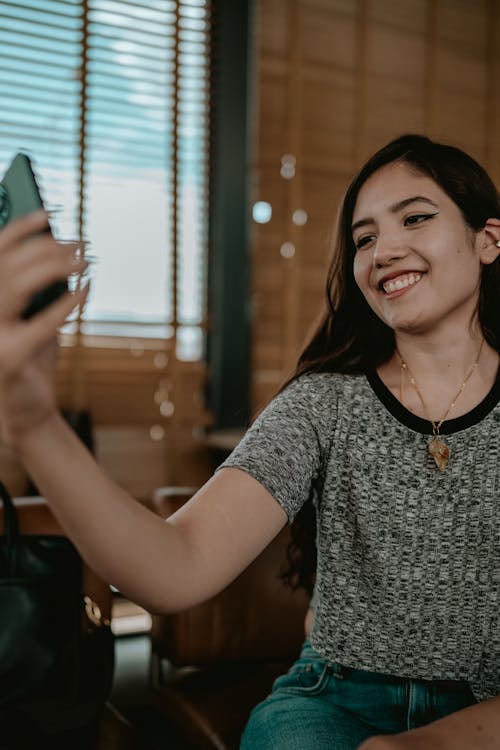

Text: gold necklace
xmin=397 ymin=339 xmax=484 ymax=471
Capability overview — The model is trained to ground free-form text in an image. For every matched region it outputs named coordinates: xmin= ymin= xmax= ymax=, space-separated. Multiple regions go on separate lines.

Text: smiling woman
xmin=247 ymin=134 xmax=500 ymax=748
xmin=1 ymin=134 xmax=500 ymax=750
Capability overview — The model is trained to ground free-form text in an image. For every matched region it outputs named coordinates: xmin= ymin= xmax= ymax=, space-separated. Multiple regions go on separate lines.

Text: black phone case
xmin=0 ymin=153 xmax=68 ymax=318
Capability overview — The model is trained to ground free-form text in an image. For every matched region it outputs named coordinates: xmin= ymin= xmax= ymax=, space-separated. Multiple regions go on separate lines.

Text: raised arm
xmin=0 ymin=212 xmax=288 ymax=613
xmin=18 ymin=418 xmax=287 ymax=612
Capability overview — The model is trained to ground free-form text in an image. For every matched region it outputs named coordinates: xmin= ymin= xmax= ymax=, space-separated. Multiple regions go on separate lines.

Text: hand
xmin=0 ymin=210 xmax=88 ymax=446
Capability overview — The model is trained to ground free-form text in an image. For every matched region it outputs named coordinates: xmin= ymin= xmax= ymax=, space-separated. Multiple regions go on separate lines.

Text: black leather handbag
xmin=0 ymin=481 xmax=114 ymax=735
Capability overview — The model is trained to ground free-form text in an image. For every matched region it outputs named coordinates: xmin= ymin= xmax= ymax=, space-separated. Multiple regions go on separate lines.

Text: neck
xmin=378 ymin=321 xmax=499 ymax=413
xmin=388 ymin=326 xmax=495 ymax=471
xmin=394 ymin=329 xmax=485 ymax=380
xmin=393 ymin=306 xmax=487 ymax=372
xmin=376 ymin=322 xmax=499 ymax=433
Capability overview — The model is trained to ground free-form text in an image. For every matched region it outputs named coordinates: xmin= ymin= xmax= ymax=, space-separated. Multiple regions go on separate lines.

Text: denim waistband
xmin=299 ymin=640 xmax=473 ymax=689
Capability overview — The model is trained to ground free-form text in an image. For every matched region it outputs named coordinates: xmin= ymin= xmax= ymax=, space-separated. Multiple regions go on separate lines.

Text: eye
xmin=404 ymin=213 xmax=438 ymax=226
xmin=354 ymin=234 xmax=376 ymax=250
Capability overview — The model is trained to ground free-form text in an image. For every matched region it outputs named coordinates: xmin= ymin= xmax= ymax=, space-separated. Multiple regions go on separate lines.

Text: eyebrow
xmin=351 ymin=196 xmax=439 ymax=234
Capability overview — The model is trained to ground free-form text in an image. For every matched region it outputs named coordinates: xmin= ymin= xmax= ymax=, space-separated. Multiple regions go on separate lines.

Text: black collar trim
xmin=366 ymin=366 xmax=500 ymax=435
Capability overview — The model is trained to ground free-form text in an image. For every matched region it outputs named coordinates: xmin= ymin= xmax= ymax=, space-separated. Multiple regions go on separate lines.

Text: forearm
xmin=359 ymin=694 xmax=500 ymax=750
xmin=15 ymin=412 xmax=201 ymax=612
xmin=14 ymin=413 xmax=286 ymax=614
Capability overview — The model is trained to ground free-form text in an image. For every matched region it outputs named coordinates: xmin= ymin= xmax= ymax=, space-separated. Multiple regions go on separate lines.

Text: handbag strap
xmin=0 ymin=480 xmax=19 ymax=572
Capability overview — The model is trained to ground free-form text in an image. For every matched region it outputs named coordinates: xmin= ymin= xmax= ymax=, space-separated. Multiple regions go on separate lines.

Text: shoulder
xmin=253 ymin=371 xmax=369 ymax=439
xmin=278 ymin=371 xmax=368 ymax=409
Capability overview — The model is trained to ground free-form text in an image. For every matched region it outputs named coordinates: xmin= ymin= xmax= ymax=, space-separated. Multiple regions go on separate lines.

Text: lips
xmin=378 ymin=271 xmax=426 ymax=295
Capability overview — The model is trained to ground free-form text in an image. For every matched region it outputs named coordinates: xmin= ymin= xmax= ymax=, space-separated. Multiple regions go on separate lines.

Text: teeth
xmin=383 ymin=273 xmax=422 ymax=294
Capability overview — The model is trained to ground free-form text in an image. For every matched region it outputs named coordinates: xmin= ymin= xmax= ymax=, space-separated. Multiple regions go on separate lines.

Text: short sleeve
xmin=217 ymin=375 xmax=335 ymax=522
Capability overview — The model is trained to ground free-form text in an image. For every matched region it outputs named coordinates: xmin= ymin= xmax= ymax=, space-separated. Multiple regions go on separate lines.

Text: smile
xmin=382 ymin=273 xmax=423 ymax=295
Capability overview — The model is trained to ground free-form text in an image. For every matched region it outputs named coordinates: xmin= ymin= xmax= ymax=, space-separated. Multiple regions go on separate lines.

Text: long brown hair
xmin=281 ymin=133 xmax=500 ymax=594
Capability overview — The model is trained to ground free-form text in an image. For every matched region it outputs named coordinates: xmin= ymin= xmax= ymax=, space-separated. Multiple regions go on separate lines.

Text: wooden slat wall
xmin=250 ymin=0 xmax=500 ymax=411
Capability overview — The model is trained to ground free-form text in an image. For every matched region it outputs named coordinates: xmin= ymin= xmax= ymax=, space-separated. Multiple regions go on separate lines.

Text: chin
xmin=385 ymin=312 xmax=429 ymax=334
xmin=394 ymin=322 xmax=431 ymax=336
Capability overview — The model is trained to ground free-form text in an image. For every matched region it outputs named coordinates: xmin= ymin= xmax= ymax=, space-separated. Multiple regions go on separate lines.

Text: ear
xmin=479 ymin=218 xmax=500 ymax=265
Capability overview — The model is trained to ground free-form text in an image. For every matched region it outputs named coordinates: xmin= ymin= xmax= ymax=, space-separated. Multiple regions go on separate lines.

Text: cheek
xmin=352 ymin=254 xmax=369 ymax=292
xmin=352 ymin=254 xmax=361 ymax=283
xmin=451 ymin=241 xmax=481 ymax=274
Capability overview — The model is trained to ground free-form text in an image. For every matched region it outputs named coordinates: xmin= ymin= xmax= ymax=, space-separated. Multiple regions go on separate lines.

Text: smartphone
xmin=0 ymin=152 xmax=68 ymax=318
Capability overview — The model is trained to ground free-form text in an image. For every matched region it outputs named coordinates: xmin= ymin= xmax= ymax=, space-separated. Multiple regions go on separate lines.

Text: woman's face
xmin=352 ymin=160 xmax=484 ymax=336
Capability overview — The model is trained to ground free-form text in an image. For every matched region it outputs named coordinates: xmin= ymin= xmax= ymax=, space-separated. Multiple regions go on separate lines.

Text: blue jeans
xmin=241 ymin=641 xmax=477 ymax=750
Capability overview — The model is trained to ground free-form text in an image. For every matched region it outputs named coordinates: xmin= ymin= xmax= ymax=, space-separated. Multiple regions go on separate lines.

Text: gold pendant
xmin=428 ymin=436 xmax=450 ymax=471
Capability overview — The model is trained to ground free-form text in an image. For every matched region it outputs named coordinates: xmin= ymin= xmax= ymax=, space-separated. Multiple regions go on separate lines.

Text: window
xmin=0 ymin=0 xmax=211 ymax=360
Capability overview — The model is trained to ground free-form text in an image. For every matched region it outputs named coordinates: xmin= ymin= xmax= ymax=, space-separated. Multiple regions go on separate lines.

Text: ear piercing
xmin=496 ymin=240 xmax=500 ymax=248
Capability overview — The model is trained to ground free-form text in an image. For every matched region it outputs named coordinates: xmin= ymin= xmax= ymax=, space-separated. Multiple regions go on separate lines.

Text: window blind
xmin=0 ymin=0 xmax=211 ymax=360
xmin=0 ymin=1 xmax=83 ymax=240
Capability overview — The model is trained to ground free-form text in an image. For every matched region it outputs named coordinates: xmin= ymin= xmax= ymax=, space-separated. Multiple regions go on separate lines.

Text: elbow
xmin=134 ymin=584 xmax=207 ymax=616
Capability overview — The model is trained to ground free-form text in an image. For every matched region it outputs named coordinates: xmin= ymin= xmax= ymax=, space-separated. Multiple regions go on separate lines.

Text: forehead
xmin=352 ymin=161 xmax=451 ymax=223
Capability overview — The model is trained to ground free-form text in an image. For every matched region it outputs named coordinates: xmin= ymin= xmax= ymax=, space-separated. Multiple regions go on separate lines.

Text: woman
xmin=0 ymin=134 xmax=499 ymax=749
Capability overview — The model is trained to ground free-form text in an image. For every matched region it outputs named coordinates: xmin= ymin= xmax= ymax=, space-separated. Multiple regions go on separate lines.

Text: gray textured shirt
xmin=219 ymin=371 xmax=500 ymax=702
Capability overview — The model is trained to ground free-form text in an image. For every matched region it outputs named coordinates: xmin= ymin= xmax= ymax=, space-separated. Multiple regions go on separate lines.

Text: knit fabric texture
xmin=219 ymin=371 xmax=500 ymax=702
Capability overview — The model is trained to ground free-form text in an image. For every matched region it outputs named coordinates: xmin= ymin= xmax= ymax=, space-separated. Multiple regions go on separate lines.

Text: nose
xmin=372 ymin=233 xmax=406 ymax=268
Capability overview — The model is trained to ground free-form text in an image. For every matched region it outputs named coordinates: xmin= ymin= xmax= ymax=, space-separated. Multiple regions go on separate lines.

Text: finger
xmin=0 ymin=228 xmax=79 ymax=274
xmin=2 ymin=241 xmax=81 ymax=282
xmin=0 ymin=255 xmax=88 ymax=321
xmin=35 ymin=338 xmax=59 ymax=376
xmin=33 ymin=282 xmax=90 ymax=332
xmin=0 ymin=291 xmax=80 ymax=381
xmin=0 ymin=210 xmax=50 ymax=249
xmin=0 ymin=285 xmax=88 ymax=380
